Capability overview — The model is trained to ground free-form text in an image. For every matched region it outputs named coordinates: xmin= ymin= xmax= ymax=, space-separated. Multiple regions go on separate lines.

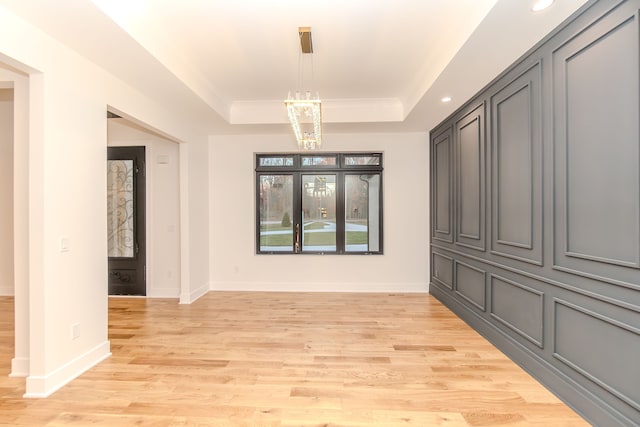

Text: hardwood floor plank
xmin=0 ymin=293 xmax=590 ymax=426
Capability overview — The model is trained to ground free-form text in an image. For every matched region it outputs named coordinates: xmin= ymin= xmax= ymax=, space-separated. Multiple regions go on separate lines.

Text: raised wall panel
xmin=454 ymin=260 xmax=486 ymax=310
xmin=490 ymin=274 xmax=543 ymax=347
xmin=553 ymin=4 xmax=640 ymax=287
xmin=491 ymin=63 xmax=543 ymax=265
xmin=431 ymin=127 xmax=453 ymax=243
xmin=430 ymin=1 xmax=640 ymax=424
xmin=455 ymin=104 xmax=485 ymax=252
xmin=554 ymin=299 xmax=640 ymax=411
xmin=432 ymin=252 xmax=453 ymax=290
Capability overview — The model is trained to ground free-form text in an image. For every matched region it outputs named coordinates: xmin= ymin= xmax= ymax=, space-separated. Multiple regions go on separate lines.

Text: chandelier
xmin=285 ymin=27 xmax=322 ymax=150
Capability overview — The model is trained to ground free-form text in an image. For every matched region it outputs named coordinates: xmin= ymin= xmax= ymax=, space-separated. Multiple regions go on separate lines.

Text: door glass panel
xmin=259 ymin=175 xmax=294 ymax=252
xmin=302 ymin=174 xmax=336 ymax=252
xmin=107 ymin=160 xmax=135 ymax=258
xmin=345 ymin=174 xmax=380 ymax=252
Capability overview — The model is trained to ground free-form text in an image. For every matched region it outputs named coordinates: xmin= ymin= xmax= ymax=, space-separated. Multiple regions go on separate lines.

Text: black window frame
xmin=255 ymin=152 xmax=383 ymax=255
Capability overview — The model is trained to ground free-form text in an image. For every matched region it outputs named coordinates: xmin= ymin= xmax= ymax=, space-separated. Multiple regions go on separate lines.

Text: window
xmin=256 ymin=152 xmax=383 ymax=254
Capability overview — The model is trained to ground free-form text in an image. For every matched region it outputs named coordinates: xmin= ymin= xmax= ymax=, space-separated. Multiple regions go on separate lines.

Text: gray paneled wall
xmin=455 ymin=104 xmax=485 ymax=252
xmin=432 ymin=128 xmax=453 ymax=244
xmin=429 ymin=1 xmax=640 ymax=426
xmin=491 ymin=62 xmax=543 ymax=265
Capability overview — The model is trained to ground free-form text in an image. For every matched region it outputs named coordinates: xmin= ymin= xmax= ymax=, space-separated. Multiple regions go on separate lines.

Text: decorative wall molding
xmin=490 ymin=61 xmax=543 ymax=266
xmin=431 ymin=243 xmax=640 ymax=313
xmin=454 ymin=103 xmax=486 ymax=252
xmin=432 ymin=127 xmax=454 ymax=244
xmin=430 ymin=1 xmax=640 ymax=424
xmin=432 ymin=252 xmax=454 ymax=290
xmin=490 ymin=274 xmax=544 ymax=347
xmin=553 ymin=298 xmax=640 ymax=411
xmin=454 ymin=260 xmax=486 ymax=311
xmin=552 ymin=4 xmax=640 ymax=288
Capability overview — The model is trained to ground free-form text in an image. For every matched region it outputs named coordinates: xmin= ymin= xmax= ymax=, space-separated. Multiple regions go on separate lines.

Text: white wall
xmin=149 ymin=138 xmax=182 ymax=298
xmin=0 ymin=5 xmax=209 ymax=396
xmin=0 ymin=88 xmax=13 ymax=296
xmin=181 ymin=138 xmax=210 ymax=303
xmin=108 ymin=119 xmax=181 ymax=298
xmin=209 ymin=132 xmax=429 ymax=293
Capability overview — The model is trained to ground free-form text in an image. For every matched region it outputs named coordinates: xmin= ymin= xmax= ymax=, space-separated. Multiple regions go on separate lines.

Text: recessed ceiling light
xmin=92 ymin=0 xmax=149 ymax=26
xmin=531 ymin=0 xmax=554 ymax=12
xmin=441 ymin=96 xmax=452 ymax=103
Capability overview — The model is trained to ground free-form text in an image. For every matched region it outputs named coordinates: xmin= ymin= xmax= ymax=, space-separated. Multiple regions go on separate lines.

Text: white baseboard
xmin=210 ymin=281 xmax=429 ymax=293
xmin=0 ymin=286 xmax=14 ymax=296
xmin=180 ymin=281 xmax=209 ymax=304
xmin=10 ymin=356 xmax=29 ymax=377
xmin=147 ymin=287 xmax=180 ymax=298
xmin=23 ymin=340 xmax=111 ymax=398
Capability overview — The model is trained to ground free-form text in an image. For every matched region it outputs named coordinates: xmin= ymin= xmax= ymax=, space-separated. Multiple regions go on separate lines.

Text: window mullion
xmin=293 ymin=172 xmax=302 ymax=254
xmin=335 ymin=172 xmax=346 ymax=253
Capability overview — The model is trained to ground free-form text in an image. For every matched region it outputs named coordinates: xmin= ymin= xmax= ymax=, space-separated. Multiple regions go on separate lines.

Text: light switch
xmin=60 ymin=236 xmax=70 ymax=252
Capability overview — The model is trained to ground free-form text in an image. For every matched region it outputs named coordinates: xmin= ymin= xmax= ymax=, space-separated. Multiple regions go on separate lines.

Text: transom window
xmin=256 ymin=153 xmax=383 ymax=254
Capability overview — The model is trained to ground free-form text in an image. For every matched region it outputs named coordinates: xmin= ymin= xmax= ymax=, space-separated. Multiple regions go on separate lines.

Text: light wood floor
xmin=0 ymin=292 xmax=589 ymax=426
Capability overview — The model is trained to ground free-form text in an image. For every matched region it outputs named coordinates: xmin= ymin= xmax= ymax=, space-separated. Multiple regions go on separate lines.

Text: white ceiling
xmin=0 ymin=0 xmax=589 ymax=135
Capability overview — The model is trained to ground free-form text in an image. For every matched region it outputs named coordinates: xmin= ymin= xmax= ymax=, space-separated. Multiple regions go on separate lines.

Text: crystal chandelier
xmin=285 ymin=27 xmax=322 ymax=150
xmin=285 ymin=91 xmax=322 ymax=150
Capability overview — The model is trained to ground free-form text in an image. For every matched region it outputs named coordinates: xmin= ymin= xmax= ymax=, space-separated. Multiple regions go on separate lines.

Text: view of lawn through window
xmin=256 ymin=153 xmax=383 ymax=254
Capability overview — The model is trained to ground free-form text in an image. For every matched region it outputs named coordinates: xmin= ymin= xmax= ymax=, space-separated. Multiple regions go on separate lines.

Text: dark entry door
xmin=107 ymin=146 xmax=146 ymax=295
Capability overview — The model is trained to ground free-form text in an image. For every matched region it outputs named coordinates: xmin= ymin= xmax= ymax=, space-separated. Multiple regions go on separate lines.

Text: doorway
xmin=107 ymin=146 xmax=146 ymax=295
xmin=0 ymin=87 xmax=14 ymax=377
xmin=0 ymin=88 xmax=13 ymax=297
